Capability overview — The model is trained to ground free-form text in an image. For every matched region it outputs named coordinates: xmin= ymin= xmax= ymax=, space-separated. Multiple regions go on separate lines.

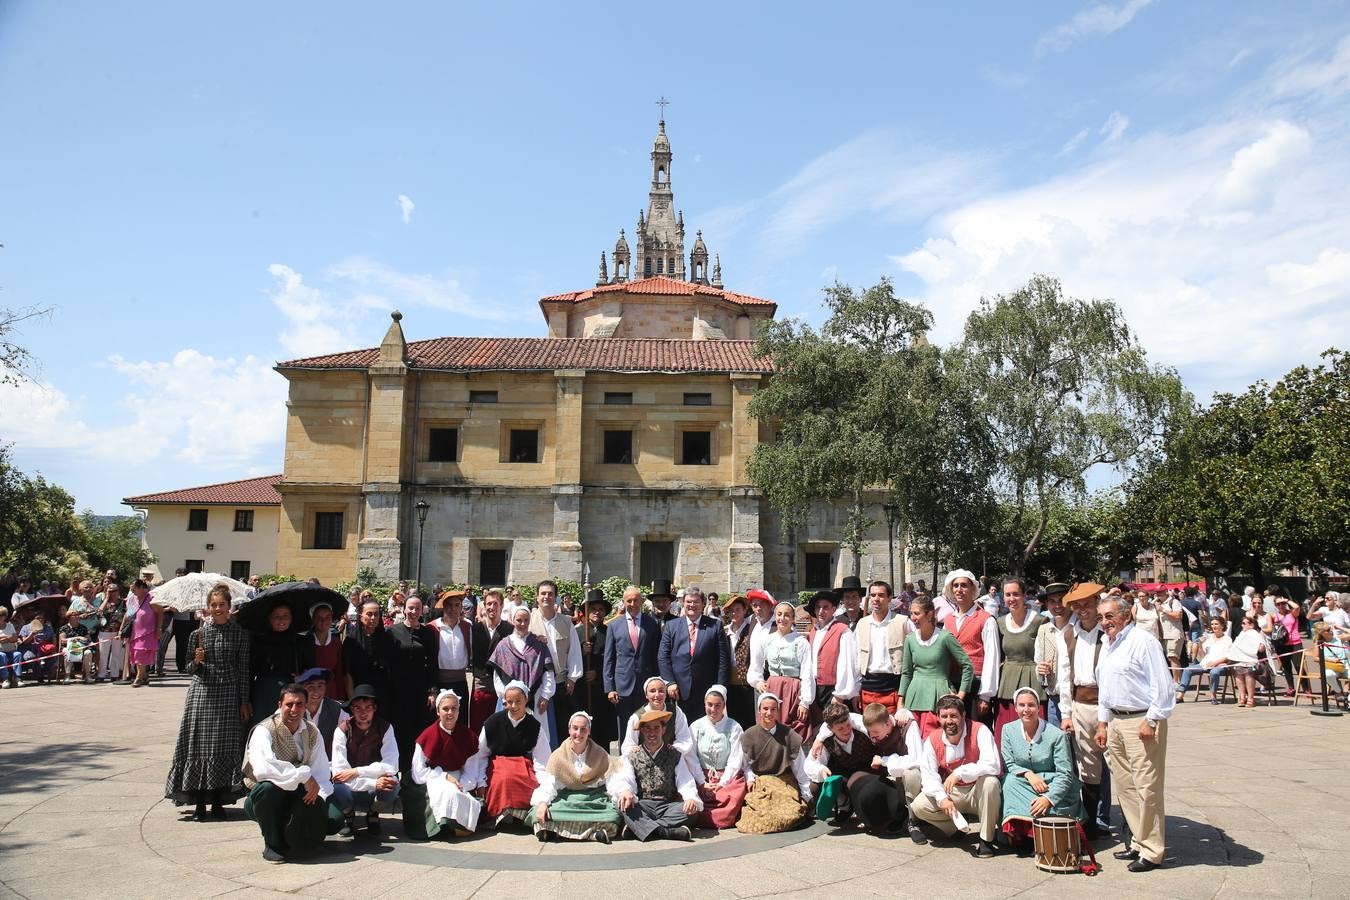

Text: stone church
xmin=274 ymin=121 xmax=900 ymax=595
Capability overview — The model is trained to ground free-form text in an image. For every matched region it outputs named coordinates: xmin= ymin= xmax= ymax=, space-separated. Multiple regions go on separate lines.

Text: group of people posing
xmin=163 ymin=572 xmax=1179 ymax=873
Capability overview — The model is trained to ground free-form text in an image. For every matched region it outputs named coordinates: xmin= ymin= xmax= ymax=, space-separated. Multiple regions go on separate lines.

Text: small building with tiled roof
xmin=271 ymin=121 xmax=895 ymax=594
xmin=123 ymin=475 xmax=281 ymax=583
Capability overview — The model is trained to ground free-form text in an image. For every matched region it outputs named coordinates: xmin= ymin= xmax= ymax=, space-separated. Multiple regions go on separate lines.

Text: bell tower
xmin=634 ymin=119 xmax=685 ymax=281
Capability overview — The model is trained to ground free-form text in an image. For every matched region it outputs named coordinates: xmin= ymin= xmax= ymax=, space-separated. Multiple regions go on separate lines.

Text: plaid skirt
xmin=165 ymin=676 xmax=246 ymax=804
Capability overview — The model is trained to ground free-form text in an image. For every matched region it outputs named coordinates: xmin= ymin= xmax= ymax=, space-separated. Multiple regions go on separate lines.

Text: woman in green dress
xmin=897 ymin=595 xmax=974 ymax=738
xmin=527 ymin=710 xmax=622 ymax=843
xmin=1000 ymin=686 xmax=1083 ymax=851
xmin=992 ymin=577 xmax=1045 ymax=746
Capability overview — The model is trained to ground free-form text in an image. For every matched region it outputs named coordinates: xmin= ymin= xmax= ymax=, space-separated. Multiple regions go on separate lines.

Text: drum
xmin=1032 ymin=816 xmax=1081 ymax=873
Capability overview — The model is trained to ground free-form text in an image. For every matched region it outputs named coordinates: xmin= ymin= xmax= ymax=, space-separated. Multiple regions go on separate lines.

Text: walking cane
xmin=1310 ymin=639 xmax=1342 ymax=718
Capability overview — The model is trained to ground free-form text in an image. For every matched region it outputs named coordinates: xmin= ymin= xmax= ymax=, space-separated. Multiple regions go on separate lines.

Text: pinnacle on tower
xmin=711 ymin=254 xmax=723 ymax=288
xmin=597 ymin=251 xmax=609 ymax=286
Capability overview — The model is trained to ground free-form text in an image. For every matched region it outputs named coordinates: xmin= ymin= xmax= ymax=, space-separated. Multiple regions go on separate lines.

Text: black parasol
xmin=236 ymin=582 xmax=348 ymax=633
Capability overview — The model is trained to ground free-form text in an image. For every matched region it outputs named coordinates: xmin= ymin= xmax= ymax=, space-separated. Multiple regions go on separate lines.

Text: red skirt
xmin=860 ymin=689 xmax=898 ymax=714
xmin=485 ymin=755 xmax=538 ymax=817
xmin=765 ymin=675 xmax=810 ymax=742
xmin=699 ymin=773 xmax=748 ymax=829
xmin=468 ymin=687 xmax=497 ymax=737
xmin=914 ymin=710 xmax=942 ymax=739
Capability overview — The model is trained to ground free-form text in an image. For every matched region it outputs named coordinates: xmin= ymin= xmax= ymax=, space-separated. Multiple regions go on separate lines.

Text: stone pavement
xmin=1 ymin=675 xmax=1346 ymax=899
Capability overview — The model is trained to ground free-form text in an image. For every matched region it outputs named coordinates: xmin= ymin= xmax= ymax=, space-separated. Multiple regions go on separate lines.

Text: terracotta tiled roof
xmin=277 ymin=337 xmax=773 ymax=374
xmin=123 ymin=474 xmax=283 ymax=506
xmin=539 ymin=276 xmax=776 ymax=309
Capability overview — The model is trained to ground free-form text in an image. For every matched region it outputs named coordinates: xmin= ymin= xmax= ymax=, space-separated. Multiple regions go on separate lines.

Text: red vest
xmin=943 ymin=607 xmax=991 ymax=673
xmin=927 ymin=723 xmax=985 ymax=783
xmin=415 ymin=720 xmax=478 ymax=772
xmin=809 ymin=620 xmax=848 ymax=687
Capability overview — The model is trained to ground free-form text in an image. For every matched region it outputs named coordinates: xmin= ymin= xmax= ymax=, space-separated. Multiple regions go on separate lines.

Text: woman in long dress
xmin=689 ymin=684 xmax=747 ymax=828
xmin=992 ymin=578 xmax=1045 ymax=746
xmin=128 ymin=579 xmax=163 ymax=687
xmin=165 ymin=585 xmax=251 ymax=820
xmin=1000 ymin=687 xmax=1083 ymax=851
xmin=408 ymin=689 xmax=482 ymax=839
xmin=342 ymin=598 xmax=394 ymax=712
xmin=527 ymin=711 xmax=622 ymax=843
xmin=897 ymin=595 xmax=974 ymax=737
xmin=753 ymin=602 xmax=815 ymax=741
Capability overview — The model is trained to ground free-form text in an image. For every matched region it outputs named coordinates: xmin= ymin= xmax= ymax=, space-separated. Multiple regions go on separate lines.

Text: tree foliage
xmin=79 ymin=513 xmax=154 ymax=580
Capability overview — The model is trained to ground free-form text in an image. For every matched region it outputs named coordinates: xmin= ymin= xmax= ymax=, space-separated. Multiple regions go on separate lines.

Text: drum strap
xmin=1072 ymin=821 xmax=1101 ymax=876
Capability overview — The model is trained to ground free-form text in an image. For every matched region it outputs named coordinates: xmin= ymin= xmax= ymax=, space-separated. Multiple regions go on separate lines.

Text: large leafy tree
xmin=79 ymin=513 xmax=154 ymax=580
xmin=957 ymin=275 xmax=1190 ymax=575
xmin=0 ymin=445 xmax=84 ymax=579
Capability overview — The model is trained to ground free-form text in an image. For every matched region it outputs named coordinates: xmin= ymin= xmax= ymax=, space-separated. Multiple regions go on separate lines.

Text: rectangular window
xmin=187 ymin=508 xmax=208 ymax=531
xmin=508 ymin=428 xmax=539 ymax=463
xmin=229 ymin=560 xmax=251 ymax=580
xmin=480 ymin=548 xmax=507 ymax=586
xmin=313 ymin=511 xmax=344 ymax=550
xmin=183 ymin=559 xmax=205 ymax=574
xmin=644 ymin=259 xmax=652 ymax=277
xmin=656 ymin=258 xmax=664 ymax=274
xmin=804 ymin=552 xmax=832 ymax=591
xmin=233 ymin=509 xmax=254 ymax=532
xmin=683 ymin=392 xmax=712 ymax=406
xmin=604 ymin=392 xmax=633 ymax=405
xmin=603 ymin=430 xmax=634 ymax=464
xmin=469 ymin=390 xmax=498 ymax=404
xmin=680 ymin=430 xmax=712 ymax=465
xmin=428 ymin=427 xmax=459 ymax=462
xmin=639 ymin=541 xmax=675 ymax=586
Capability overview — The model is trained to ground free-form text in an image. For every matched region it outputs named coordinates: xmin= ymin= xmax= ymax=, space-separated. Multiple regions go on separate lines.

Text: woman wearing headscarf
xmin=343 ymin=598 xmax=394 ymax=712
xmin=487 ymin=606 xmax=556 ymax=720
xmin=898 ymin=595 xmax=974 ymax=738
xmin=463 ymin=681 xmax=551 ymax=830
xmin=689 ymin=684 xmax=747 ymax=828
xmin=999 ymin=686 xmax=1083 ymax=852
xmin=526 ymin=710 xmax=622 ymax=843
xmin=248 ymin=602 xmax=304 ymax=727
xmin=407 ymin=689 xmax=483 ymax=839
xmin=992 ymin=577 xmax=1045 ymax=746
xmin=735 ymin=692 xmax=813 ymax=834
xmin=300 ymin=601 xmax=346 ymax=702
xmin=752 ymin=601 xmax=815 ymax=741
xmin=166 ymin=584 xmax=251 ymax=821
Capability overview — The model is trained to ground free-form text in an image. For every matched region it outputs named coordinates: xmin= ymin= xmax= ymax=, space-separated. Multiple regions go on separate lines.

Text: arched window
xmin=656 ymin=258 xmax=664 ymax=274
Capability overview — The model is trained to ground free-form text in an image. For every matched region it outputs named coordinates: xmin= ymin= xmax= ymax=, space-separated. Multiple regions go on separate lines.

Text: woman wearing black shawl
xmin=248 ymin=604 xmax=304 ymax=727
xmin=344 ymin=598 xmax=394 ymax=711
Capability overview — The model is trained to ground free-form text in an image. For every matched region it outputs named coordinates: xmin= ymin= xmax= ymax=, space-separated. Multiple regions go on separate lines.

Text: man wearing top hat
xmin=649 ymin=579 xmax=679 ymax=625
xmin=834 ymin=575 xmax=867 ymax=629
xmin=603 ymin=585 xmax=663 ymax=752
xmin=658 ymin=586 xmax=731 ymax=724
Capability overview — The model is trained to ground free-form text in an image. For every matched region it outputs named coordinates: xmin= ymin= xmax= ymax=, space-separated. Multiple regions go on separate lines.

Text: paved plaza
xmin=1 ymin=676 xmax=1345 ymax=899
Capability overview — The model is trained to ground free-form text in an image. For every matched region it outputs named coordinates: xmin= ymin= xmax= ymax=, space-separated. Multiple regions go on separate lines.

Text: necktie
xmin=629 ymin=616 xmax=639 ymax=650
xmin=689 ymin=621 xmax=697 ymax=656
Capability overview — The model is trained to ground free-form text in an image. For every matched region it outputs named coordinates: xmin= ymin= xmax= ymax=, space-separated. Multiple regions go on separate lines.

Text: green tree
xmin=79 ymin=513 xmax=154 ymax=580
xmin=957 ymin=275 xmax=1190 ymax=575
xmin=0 ymin=445 xmax=83 ymax=581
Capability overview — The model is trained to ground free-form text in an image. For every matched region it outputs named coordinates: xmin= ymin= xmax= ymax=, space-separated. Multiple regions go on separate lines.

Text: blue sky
xmin=3 ymin=1 xmax=1349 ymax=513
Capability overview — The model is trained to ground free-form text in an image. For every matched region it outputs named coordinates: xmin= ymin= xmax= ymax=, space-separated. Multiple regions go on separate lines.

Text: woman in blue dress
xmin=999 ymin=686 xmax=1083 ymax=850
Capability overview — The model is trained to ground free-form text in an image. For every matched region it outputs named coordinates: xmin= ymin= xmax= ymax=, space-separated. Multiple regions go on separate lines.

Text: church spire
xmin=634 ymin=119 xmax=685 ymax=280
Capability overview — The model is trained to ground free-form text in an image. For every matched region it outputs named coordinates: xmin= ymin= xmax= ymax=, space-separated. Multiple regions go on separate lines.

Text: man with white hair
xmin=940 ymin=570 xmax=1000 ymax=724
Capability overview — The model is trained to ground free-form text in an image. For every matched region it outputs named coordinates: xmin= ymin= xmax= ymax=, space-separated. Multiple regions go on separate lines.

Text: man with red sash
xmin=908 ymin=694 xmax=1001 ymax=857
xmin=463 ymin=681 xmax=549 ymax=830
xmin=941 ymin=569 xmax=1000 ymax=724
xmin=432 ymin=590 xmax=493 ymax=732
xmin=855 ymin=580 xmax=912 ymax=713
xmin=805 ymin=591 xmax=858 ymax=726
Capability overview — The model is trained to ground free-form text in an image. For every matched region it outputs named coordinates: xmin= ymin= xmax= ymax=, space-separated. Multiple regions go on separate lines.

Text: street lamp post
xmin=883 ymin=503 xmax=900 ymax=587
xmin=414 ymin=499 xmax=430 ymax=592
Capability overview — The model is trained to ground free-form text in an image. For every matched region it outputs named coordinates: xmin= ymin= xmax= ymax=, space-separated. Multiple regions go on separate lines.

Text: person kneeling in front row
xmin=908 ymin=693 xmax=1001 ymax=857
xmin=243 ymin=683 xmax=344 ymax=862
xmin=330 ymin=683 xmax=400 ymax=837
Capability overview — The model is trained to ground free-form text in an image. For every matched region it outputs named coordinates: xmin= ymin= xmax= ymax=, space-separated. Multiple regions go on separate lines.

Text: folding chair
xmin=1293 ymin=648 xmax=1328 ymax=707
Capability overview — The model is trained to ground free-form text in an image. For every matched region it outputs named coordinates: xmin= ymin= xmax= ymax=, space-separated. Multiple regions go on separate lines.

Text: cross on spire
xmin=655 ymin=95 xmax=670 ymax=120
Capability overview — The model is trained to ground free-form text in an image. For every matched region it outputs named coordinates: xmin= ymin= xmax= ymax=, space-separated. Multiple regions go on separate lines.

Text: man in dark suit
xmin=658 ymin=587 xmax=731 ymax=723
xmin=603 ymin=585 xmax=662 ymax=745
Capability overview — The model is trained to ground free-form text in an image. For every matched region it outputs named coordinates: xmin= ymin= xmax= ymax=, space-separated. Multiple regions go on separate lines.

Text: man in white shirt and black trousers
xmin=1094 ymin=594 xmax=1175 ymax=873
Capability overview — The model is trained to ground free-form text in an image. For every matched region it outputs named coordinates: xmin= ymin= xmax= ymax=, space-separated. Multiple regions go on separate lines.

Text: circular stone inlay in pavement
xmin=310 ymin=820 xmax=831 ymax=871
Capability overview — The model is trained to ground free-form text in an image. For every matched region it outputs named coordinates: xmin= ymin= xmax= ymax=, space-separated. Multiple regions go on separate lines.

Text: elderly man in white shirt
xmin=908 ymin=694 xmax=1001 ymax=857
xmin=242 ymin=684 xmax=343 ymax=862
xmin=1094 ymin=595 xmax=1176 ymax=873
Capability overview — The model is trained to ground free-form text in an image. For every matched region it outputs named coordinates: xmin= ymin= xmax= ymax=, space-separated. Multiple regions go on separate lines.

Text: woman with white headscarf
xmin=689 ymin=684 xmax=747 ymax=828
xmin=526 ymin=710 xmax=622 ymax=843
xmin=999 ymin=686 xmax=1083 ymax=852
xmin=407 ymin=689 xmax=482 ymax=839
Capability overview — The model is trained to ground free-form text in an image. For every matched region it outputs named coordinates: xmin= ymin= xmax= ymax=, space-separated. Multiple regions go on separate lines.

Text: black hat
xmin=805 ymin=590 xmax=840 ymax=616
xmin=650 ymin=579 xmax=675 ymax=601
xmin=836 ymin=575 xmax=865 ymax=596
xmin=584 ymin=588 xmax=612 ymax=615
xmin=1043 ymin=582 xmax=1071 ymax=598
xmin=345 ymin=684 xmax=379 ymax=708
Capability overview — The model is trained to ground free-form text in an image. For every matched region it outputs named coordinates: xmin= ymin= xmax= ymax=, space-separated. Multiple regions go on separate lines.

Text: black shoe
xmin=592 ymin=830 xmax=611 ymax=845
xmin=535 ymin=829 xmax=550 ymax=842
xmin=262 ymin=847 xmax=286 ymax=863
xmin=191 ymin=804 xmax=206 ymax=822
xmin=667 ymin=825 xmax=692 ymax=841
xmin=210 ymin=804 xmax=226 ymax=820
xmin=1113 ymin=848 xmax=1140 ymax=861
xmin=908 ymin=824 xmax=929 ymax=845
xmin=972 ymin=839 xmax=996 ymax=858
xmin=1127 ymin=858 xmax=1159 ymax=872
xmin=338 ymin=820 xmax=354 ymax=838
xmin=365 ymin=815 xmax=382 ymax=835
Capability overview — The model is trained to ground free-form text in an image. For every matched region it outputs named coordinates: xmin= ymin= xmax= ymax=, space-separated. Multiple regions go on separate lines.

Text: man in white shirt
xmin=855 ymin=580 xmax=913 ymax=714
xmin=744 ymin=588 xmax=777 ymax=701
xmin=1056 ymin=583 xmax=1112 ymax=838
xmin=940 ymin=569 xmax=1000 ymax=723
xmin=529 ymin=580 xmax=583 ymax=748
xmin=330 ymin=684 xmax=400 ymax=836
xmin=243 ymin=683 xmax=343 ymax=862
xmin=908 ymin=694 xmax=1001 ymax=857
xmin=1094 ymin=595 xmax=1176 ymax=873
xmin=805 ymin=591 xmax=859 ymax=724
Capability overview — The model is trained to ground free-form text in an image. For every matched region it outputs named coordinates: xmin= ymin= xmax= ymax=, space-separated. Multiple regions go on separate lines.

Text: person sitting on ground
xmin=909 ymin=694 xmax=1002 ymax=857
xmin=735 ymin=692 xmax=814 ymax=834
xmin=330 ymin=684 xmax=399 ymax=838
xmin=297 ymin=668 xmax=348 ymax=759
xmin=1175 ymin=617 xmax=1232 ymax=704
xmin=609 ymin=708 xmax=703 ymax=841
xmin=58 ymin=609 xmax=93 ymax=684
xmin=689 ymin=684 xmax=747 ymax=829
xmin=242 ymin=683 xmax=344 ymax=863
xmin=527 ymin=710 xmax=623 ymax=844
xmin=806 ymin=700 xmax=922 ymax=833
xmin=408 ymin=689 xmax=482 ymax=839
xmin=999 ymin=686 xmax=1083 ymax=855
xmin=463 ymin=681 xmax=550 ymax=830
xmin=620 ymin=675 xmax=699 ymax=777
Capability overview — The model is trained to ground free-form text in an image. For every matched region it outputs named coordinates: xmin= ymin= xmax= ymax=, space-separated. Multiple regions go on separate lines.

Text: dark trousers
xmin=848 ymin=772 xmax=908 ymax=832
xmin=243 ymin=782 xmax=343 ymax=854
xmin=965 ymin=677 xmax=994 ymax=726
xmin=621 ymin=798 xmax=694 ymax=841
xmin=726 ymin=684 xmax=756 ymax=730
xmin=172 ymin=618 xmax=196 ymax=672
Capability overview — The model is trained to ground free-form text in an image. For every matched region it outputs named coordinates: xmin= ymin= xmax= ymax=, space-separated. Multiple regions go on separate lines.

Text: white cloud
xmin=1059 ymin=128 xmax=1092 ymax=156
xmin=397 ymin=193 xmax=415 ymax=224
xmin=1271 ymin=34 xmax=1350 ymax=98
xmin=1100 ymin=111 xmax=1130 ymax=142
xmin=1036 ymin=0 xmax=1156 ymax=55
xmin=1228 ymin=48 xmax=1251 ymax=69
xmin=267 ymin=263 xmax=364 ymax=358
xmin=1205 ymin=120 xmax=1309 ymax=213
xmin=1267 ymin=248 xmax=1350 ymax=293
xmin=326 ymin=256 xmax=512 ymax=320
